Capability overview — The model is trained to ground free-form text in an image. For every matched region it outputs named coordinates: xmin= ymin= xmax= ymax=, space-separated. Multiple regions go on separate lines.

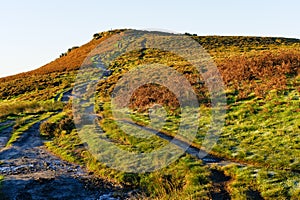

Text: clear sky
xmin=1 ymin=0 xmax=300 ymax=77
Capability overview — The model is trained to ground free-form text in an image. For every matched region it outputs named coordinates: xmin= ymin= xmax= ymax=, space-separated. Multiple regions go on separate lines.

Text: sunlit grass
xmin=218 ymin=164 xmax=300 ymax=199
xmin=213 ymin=88 xmax=300 ymax=169
xmin=6 ymin=112 xmax=53 ymax=146
xmin=0 ymin=100 xmax=63 ymax=121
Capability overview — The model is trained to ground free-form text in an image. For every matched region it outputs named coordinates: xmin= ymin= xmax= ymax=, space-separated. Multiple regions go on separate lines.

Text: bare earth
xmin=0 ymin=121 xmax=130 ymax=200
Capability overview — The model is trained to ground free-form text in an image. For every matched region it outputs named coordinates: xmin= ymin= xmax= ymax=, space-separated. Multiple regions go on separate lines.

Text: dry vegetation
xmin=0 ymin=30 xmax=300 ymax=199
xmin=218 ymin=50 xmax=300 ymax=99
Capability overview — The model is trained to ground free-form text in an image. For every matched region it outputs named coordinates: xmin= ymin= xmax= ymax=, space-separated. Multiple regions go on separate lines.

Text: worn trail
xmin=119 ymin=119 xmax=243 ymax=167
xmin=0 ymin=120 xmax=128 ymax=200
xmin=0 ymin=91 xmax=131 ymax=200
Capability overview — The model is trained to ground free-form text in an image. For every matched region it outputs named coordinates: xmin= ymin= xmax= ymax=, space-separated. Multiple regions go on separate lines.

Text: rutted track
xmin=0 ymin=122 xmax=14 ymax=149
xmin=116 ymin=120 xmax=238 ymax=199
xmin=0 ymin=120 xmax=131 ymax=200
xmin=119 ymin=119 xmax=243 ymax=167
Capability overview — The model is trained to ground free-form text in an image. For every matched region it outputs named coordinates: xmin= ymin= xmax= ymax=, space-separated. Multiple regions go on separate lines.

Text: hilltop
xmin=1 ymin=29 xmax=299 ymax=101
xmin=2 ymin=29 xmax=300 ymax=80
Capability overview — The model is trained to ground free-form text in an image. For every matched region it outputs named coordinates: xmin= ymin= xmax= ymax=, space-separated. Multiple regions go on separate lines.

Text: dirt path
xmin=0 ymin=121 xmax=131 ymax=200
xmin=54 ymin=89 xmax=73 ymax=102
xmin=0 ymin=123 xmax=14 ymax=149
xmin=119 ymin=119 xmax=243 ymax=167
xmin=118 ymin=119 xmax=242 ymax=200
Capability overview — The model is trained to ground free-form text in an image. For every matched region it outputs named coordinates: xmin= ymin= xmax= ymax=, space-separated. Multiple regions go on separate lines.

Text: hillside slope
xmin=0 ymin=29 xmax=299 ymax=199
xmin=1 ymin=30 xmax=300 ymax=81
xmin=1 ymin=29 xmax=300 ymax=101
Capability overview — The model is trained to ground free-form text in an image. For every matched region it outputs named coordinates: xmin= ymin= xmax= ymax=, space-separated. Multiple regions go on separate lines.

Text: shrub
xmin=40 ymin=121 xmax=57 ymax=138
xmin=58 ymin=116 xmax=75 ymax=134
xmin=218 ymin=50 xmax=300 ymax=99
xmin=93 ymin=33 xmax=102 ymax=40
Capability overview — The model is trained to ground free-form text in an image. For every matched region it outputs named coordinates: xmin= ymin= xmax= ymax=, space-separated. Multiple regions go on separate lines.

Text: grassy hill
xmin=0 ymin=29 xmax=299 ymax=199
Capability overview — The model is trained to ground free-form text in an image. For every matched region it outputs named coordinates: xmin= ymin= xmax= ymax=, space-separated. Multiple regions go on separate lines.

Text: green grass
xmin=123 ymin=85 xmax=299 ymax=170
xmin=215 ymin=164 xmax=300 ymax=200
xmin=6 ymin=112 xmax=53 ymax=146
xmin=213 ymin=88 xmax=300 ymax=170
xmin=0 ymin=100 xmax=63 ymax=121
xmin=45 ymin=130 xmax=84 ymax=164
xmin=55 ymin=88 xmax=72 ymax=102
xmin=125 ymin=104 xmax=212 ymax=145
xmin=43 ymin=111 xmax=67 ymax=124
xmin=102 ymin=84 xmax=299 ymax=199
xmin=44 ymin=111 xmax=213 ymax=199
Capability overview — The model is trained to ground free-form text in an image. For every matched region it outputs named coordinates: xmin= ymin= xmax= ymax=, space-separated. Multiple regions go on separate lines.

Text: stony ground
xmin=0 ymin=120 xmax=134 ymax=200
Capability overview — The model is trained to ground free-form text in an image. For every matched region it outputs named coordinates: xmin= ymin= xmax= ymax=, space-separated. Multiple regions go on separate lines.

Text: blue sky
xmin=1 ymin=0 xmax=300 ymax=77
